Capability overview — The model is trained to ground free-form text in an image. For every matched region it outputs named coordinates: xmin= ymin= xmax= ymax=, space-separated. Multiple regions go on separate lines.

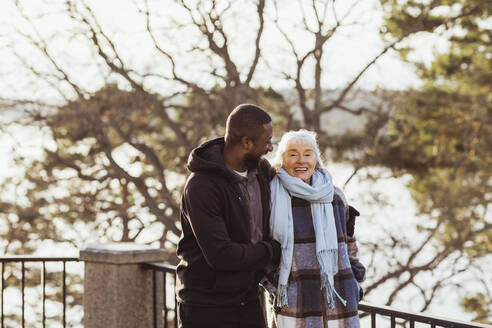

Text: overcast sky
xmin=0 ymin=0 xmax=439 ymax=101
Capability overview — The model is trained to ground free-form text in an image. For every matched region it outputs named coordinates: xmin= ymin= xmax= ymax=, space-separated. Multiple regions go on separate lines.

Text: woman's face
xmin=282 ymin=138 xmax=317 ymax=184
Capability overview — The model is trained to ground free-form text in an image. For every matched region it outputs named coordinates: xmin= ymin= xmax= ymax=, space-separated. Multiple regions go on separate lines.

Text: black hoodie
xmin=176 ymin=137 xmax=280 ymax=306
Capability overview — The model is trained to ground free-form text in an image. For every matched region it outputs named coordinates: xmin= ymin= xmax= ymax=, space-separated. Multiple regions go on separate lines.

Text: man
xmin=176 ymin=104 xmax=281 ymax=328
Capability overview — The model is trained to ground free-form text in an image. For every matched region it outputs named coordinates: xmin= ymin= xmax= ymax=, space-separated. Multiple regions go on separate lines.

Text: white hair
xmin=272 ymin=129 xmax=325 ymax=169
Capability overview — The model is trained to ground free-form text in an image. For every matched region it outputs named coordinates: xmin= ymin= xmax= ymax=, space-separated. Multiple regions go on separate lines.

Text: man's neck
xmin=223 ymin=144 xmax=247 ymax=172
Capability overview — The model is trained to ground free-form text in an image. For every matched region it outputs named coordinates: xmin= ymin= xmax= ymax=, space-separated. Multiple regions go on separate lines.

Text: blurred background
xmin=0 ymin=0 xmax=490 ymax=326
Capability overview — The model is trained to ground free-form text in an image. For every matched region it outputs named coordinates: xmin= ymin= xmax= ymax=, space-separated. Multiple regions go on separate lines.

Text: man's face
xmin=244 ymin=122 xmax=273 ymax=169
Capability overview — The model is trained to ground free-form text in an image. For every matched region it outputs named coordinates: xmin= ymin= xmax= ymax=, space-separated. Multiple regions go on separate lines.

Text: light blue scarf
xmin=270 ymin=168 xmax=346 ymax=309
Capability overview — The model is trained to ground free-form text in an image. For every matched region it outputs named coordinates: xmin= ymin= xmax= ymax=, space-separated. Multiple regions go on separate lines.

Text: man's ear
xmin=240 ymin=136 xmax=253 ymax=150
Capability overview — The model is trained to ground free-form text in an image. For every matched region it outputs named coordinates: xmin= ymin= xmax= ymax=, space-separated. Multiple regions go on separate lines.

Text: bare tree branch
xmin=245 ymin=0 xmax=266 ymax=85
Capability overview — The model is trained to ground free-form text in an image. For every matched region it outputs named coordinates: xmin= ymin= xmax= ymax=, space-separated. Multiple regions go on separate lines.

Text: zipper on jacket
xmin=232 ymin=184 xmax=251 ymax=240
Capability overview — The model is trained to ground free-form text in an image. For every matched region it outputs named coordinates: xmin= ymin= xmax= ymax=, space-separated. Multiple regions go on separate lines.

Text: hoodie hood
xmin=187 ymin=137 xmax=234 ymax=177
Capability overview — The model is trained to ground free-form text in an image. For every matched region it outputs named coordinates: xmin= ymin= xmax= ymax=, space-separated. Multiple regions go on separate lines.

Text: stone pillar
xmin=80 ymin=243 xmax=166 ymax=328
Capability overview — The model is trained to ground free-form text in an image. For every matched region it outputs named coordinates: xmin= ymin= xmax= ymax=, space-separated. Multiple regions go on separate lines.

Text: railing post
xmin=80 ymin=243 xmax=165 ymax=328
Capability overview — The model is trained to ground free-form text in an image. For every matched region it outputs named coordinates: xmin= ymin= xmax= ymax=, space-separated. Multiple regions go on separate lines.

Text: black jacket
xmin=176 ymin=137 xmax=280 ymax=306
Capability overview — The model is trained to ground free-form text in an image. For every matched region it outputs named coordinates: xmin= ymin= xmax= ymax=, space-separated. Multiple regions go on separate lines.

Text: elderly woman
xmin=268 ymin=130 xmax=365 ymax=328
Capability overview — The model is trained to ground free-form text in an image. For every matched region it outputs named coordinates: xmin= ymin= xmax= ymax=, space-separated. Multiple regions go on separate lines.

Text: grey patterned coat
xmin=265 ymin=189 xmax=365 ymax=328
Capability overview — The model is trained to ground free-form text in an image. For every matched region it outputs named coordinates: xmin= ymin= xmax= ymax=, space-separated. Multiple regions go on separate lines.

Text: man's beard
xmin=244 ymin=151 xmax=262 ymax=170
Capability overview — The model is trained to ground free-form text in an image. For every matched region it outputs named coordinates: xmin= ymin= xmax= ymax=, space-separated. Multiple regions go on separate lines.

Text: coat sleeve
xmin=335 ymin=188 xmax=366 ymax=283
xmin=347 ymin=236 xmax=366 ymax=282
xmin=182 ymin=175 xmax=280 ymax=271
xmin=343 ymin=202 xmax=366 ymax=282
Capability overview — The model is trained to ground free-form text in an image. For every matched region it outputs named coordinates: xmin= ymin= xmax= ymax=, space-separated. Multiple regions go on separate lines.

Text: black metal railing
xmin=142 ymin=263 xmax=490 ymax=328
xmin=142 ymin=262 xmax=178 ymax=328
xmin=358 ymin=302 xmax=491 ymax=328
xmin=2 ymin=257 xmax=490 ymax=328
xmin=0 ymin=256 xmax=80 ymax=328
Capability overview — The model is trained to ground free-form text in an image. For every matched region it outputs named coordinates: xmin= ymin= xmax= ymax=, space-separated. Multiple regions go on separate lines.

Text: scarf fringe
xmin=321 ymin=273 xmax=347 ymax=309
xmin=276 ymin=277 xmax=347 ymax=310
xmin=317 ymin=249 xmax=338 ymax=275
xmin=275 ymin=284 xmax=289 ymax=308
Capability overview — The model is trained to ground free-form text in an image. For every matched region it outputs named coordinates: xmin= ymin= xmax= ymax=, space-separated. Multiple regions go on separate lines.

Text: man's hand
xmin=347 ymin=205 xmax=360 ymax=237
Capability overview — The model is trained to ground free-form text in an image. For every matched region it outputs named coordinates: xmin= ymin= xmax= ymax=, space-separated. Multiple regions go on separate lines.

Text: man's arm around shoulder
xmin=182 ymin=174 xmax=280 ymax=271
